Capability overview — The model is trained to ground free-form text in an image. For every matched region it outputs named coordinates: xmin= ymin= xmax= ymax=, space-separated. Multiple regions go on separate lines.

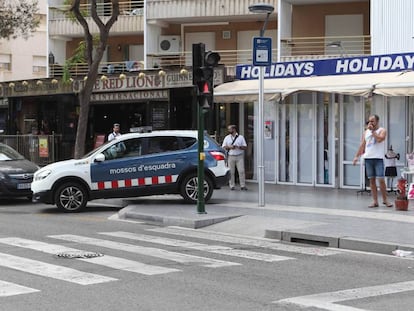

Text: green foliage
xmin=62 ymin=0 xmax=88 ymax=22
xmin=0 ymin=0 xmax=40 ymax=39
xmin=62 ymin=37 xmax=100 ymax=83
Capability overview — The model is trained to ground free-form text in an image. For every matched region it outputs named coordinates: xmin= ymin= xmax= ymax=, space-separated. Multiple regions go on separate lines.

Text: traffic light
xmin=192 ymin=43 xmax=220 ymax=109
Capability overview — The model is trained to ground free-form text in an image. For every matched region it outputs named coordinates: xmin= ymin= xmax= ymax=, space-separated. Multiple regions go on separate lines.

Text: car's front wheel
xmin=180 ymin=173 xmax=213 ymax=203
xmin=54 ymin=182 xmax=88 ymax=213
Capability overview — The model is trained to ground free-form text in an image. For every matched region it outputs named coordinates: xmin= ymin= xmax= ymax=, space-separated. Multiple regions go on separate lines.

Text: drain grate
xmin=55 ymin=251 xmax=104 ymax=259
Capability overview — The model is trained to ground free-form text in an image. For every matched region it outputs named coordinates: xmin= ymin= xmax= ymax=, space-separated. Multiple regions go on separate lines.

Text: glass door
xmin=277 ymin=92 xmax=335 ymax=186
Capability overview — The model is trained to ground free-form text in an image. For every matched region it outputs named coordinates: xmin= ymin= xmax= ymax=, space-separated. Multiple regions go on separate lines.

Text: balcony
xmin=146 ymin=0 xmax=275 ymax=20
xmin=49 ymin=1 xmax=144 ymax=38
xmin=49 ymin=35 xmax=371 ymax=78
xmin=280 ymin=35 xmax=371 ymax=61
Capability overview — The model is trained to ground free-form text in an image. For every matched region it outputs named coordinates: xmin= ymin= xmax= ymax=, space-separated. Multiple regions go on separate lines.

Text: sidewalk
xmin=100 ymin=183 xmax=414 ymax=256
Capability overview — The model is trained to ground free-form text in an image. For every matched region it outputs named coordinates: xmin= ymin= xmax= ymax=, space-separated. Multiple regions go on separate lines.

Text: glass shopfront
xmin=218 ymin=92 xmax=410 ymax=190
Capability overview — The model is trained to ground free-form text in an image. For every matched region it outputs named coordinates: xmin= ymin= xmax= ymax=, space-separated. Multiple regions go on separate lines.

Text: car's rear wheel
xmin=54 ymin=182 xmax=88 ymax=213
xmin=180 ymin=173 xmax=213 ymax=203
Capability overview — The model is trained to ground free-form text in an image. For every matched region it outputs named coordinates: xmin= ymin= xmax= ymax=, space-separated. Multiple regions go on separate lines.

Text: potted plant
xmin=395 ymin=178 xmax=409 ymax=211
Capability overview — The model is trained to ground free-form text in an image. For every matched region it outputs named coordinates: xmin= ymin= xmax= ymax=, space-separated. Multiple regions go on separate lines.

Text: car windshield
xmin=0 ymin=144 xmax=25 ymax=161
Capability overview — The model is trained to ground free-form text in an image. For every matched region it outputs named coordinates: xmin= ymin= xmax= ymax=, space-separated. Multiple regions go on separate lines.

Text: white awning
xmin=214 ymin=72 xmax=407 ymax=103
xmin=374 ymin=71 xmax=414 ymax=96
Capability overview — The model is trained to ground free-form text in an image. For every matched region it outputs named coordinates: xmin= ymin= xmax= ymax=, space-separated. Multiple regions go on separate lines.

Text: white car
xmin=31 ymin=131 xmax=230 ymax=212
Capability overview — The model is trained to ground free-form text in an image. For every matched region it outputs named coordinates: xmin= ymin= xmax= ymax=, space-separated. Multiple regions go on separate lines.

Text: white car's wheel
xmin=55 ymin=182 xmax=88 ymax=213
xmin=180 ymin=173 xmax=213 ymax=203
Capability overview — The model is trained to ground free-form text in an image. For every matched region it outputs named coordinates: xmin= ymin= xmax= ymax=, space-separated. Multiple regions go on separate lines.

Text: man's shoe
xmin=241 ymin=187 xmax=248 ymax=191
xmin=230 ymin=187 xmax=235 ymax=190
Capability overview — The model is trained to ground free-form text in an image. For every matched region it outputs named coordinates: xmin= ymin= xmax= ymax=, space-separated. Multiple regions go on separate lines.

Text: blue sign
xmin=236 ymin=52 xmax=414 ymax=80
xmin=253 ymin=37 xmax=272 ymax=66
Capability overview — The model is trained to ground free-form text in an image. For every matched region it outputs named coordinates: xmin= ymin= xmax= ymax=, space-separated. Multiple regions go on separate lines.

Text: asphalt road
xmin=1 ymin=198 xmax=414 ymax=311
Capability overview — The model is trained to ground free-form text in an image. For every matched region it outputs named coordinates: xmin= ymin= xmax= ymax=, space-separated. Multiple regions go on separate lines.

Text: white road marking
xmin=0 ymin=237 xmax=178 ymax=276
xmin=100 ymin=231 xmax=294 ymax=262
xmin=149 ymin=227 xmax=339 ymax=256
xmin=274 ymin=280 xmax=414 ymax=311
xmin=0 ymin=280 xmax=39 ymax=297
xmin=220 ymin=201 xmax=414 ymax=224
xmin=49 ymin=234 xmax=240 ymax=268
xmin=0 ymin=252 xmax=115 ymax=285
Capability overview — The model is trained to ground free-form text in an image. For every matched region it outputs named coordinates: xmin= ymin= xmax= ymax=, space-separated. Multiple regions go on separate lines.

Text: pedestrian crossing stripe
xmin=0 ymin=252 xmax=116 ymax=285
xmin=149 ymin=227 xmax=340 ymax=256
xmin=99 ymin=231 xmax=295 ymax=262
xmin=48 ymin=234 xmax=240 ymax=268
xmin=0 ymin=280 xmax=39 ymax=297
xmin=0 ymin=237 xmax=179 ymax=276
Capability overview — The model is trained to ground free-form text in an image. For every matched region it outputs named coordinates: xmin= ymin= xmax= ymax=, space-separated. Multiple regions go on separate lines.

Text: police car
xmin=31 ymin=130 xmax=230 ymax=212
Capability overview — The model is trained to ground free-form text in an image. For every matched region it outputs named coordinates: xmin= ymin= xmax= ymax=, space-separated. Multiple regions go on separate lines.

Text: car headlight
xmin=34 ymin=169 xmax=52 ymax=181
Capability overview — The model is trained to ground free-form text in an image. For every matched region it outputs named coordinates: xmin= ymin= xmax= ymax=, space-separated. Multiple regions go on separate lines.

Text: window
xmin=33 ymin=56 xmax=46 ymax=74
xmin=147 ymin=136 xmax=180 ymax=154
xmin=182 ymin=137 xmax=197 ymax=149
xmin=0 ymin=54 xmax=11 ymax=71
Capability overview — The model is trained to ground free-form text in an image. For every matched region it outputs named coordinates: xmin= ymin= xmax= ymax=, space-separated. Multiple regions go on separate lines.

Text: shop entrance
xmin=277 ymin=92 xmax=336 ymax=187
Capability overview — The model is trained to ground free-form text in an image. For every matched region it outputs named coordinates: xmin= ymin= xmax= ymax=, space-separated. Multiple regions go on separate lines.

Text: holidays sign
xmin=236 ymin=52 xmax=414 ymax=80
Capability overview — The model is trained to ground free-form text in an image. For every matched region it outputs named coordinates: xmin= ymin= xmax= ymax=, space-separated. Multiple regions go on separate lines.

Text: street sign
xmin=253 ymin=37 xmax=272 ymax=66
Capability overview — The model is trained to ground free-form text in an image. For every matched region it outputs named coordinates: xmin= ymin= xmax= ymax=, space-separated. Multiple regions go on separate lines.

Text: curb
xmin=118 ymin=206 xmax=241 ymax=229
xmin=265 ymin=229 xmax=414 ymax=256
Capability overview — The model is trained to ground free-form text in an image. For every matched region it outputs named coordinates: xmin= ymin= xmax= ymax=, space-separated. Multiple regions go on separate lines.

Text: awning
xmin=374 ymin=71 xmax=414 ymax=96
xmin=214 ymin=72 xmax=407 ymax=103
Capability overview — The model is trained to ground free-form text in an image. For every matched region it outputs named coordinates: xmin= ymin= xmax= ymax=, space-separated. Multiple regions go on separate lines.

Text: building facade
xmin=2 ymin=0 xmax=414 ymax=190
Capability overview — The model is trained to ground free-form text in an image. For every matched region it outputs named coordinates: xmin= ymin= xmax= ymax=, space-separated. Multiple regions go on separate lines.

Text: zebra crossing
xmin=0 ymin=227 xmax=339 ymax=297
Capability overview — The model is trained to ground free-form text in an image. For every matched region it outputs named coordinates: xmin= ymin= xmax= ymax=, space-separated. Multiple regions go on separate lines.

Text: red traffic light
xmin=202 ymin=82 xmax=210 ymax=94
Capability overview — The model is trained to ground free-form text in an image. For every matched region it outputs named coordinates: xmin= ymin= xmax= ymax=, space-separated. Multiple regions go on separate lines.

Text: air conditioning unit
xmin=158 ymin=35 xmax=181 ymax=54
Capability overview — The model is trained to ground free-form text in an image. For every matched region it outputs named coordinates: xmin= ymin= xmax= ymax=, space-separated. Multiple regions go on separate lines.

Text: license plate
xmin=17 ymin=183 xmax=31 ymax=190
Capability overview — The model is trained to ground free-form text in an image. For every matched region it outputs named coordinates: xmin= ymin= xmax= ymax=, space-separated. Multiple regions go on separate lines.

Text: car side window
xmin=123 ymin=138 xmax=143 ymax=158
xmin=147 ymin=136 xmax=180 ymax=155
xmin=181 ymin=137 xmax=197 ymax=149
xmin=102 ymin=141 xmax=127 ymax=160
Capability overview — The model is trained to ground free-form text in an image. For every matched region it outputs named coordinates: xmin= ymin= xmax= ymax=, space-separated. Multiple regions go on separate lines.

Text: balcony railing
xmin=49 ymin=35 xmax=371 ymax=78
xmin=49 ymin=0 xmax=144 ymax=20
xmin=280 ymin=35 xmax=371 ymax=60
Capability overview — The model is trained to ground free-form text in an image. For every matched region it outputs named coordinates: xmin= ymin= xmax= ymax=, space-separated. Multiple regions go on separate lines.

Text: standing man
xmin=353 ymin=115 xmax=393 ymax=208
xmin=108 ymin=123 xmax=121 ymax=141
xmin=222 ymin=125 xmax=248 ymax=190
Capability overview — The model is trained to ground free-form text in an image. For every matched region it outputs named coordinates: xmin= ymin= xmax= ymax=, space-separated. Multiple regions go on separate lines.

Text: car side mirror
xmin=94 ymin=153 xmax=105 ymax=162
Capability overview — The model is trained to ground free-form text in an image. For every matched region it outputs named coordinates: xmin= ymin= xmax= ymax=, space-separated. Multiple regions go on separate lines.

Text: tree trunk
xmin=74 ymin=91 xmax=91 ymax=158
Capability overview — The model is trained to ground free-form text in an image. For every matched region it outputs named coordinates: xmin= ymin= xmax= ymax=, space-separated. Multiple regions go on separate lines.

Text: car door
xmin=89 ymin=138 xmax=145 ymax=196
xmin=138 ymin=136 xmax=192 ymax=191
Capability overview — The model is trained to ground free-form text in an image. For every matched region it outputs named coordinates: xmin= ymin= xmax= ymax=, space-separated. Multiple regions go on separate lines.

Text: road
xmin=0 ymin=198 xmax=414 ymax=311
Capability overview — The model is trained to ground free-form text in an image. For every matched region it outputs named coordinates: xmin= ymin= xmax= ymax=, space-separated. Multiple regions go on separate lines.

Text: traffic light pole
xmin=192 ymin=42 xmax=220 ymax=214
xmin=197 ymin=94 xmax=206 ymax=214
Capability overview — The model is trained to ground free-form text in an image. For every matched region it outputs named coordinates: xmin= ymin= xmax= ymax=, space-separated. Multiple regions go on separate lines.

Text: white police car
xmin=31 ymin=130 xmax=230 ymax=212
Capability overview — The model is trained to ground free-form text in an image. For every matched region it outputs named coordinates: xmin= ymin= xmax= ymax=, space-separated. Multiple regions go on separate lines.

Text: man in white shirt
xmin=108 ymin=123 xmax=121 ymax=141
xmin=222 ymin=125 xmax=247 ymax=190
xmin=353 ymin=115 xmax=392 ymax=208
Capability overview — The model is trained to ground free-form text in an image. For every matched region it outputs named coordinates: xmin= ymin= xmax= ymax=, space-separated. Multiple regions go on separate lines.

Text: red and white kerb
xmin=91 ymin=175 xmax=178 ymax=190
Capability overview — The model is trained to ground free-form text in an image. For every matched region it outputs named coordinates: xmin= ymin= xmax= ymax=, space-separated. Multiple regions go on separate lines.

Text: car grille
xmin=9 ymin=173 xmax=34 ymax=181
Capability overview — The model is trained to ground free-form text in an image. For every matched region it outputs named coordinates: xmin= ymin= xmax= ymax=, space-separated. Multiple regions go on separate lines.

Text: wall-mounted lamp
xmin=326 ymin=41 xmax=347 ymax=57
xmin=22 ymin=81 xmax=28 ymax=86
xmin=138 ymin=72 xmax=146 ymax=79
xmin=179 ymin=68 xmax=189 ymax=75
xmin=100 ymin=75 xmax=108 ymax=81
xmin=119 ymin=73 xmax=126 ymax=80
xmin=51 ymin=79 xmax=59 ymax=84
xmin=8 ymin=82 xmax=15 ymax=88
xmin=117 ymin=44 xmax=122 ymax=51
xmin=158 ymin=70 xmax=166 ymax=77
xmin=36 ymin=80 xmax=43 ymax=86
